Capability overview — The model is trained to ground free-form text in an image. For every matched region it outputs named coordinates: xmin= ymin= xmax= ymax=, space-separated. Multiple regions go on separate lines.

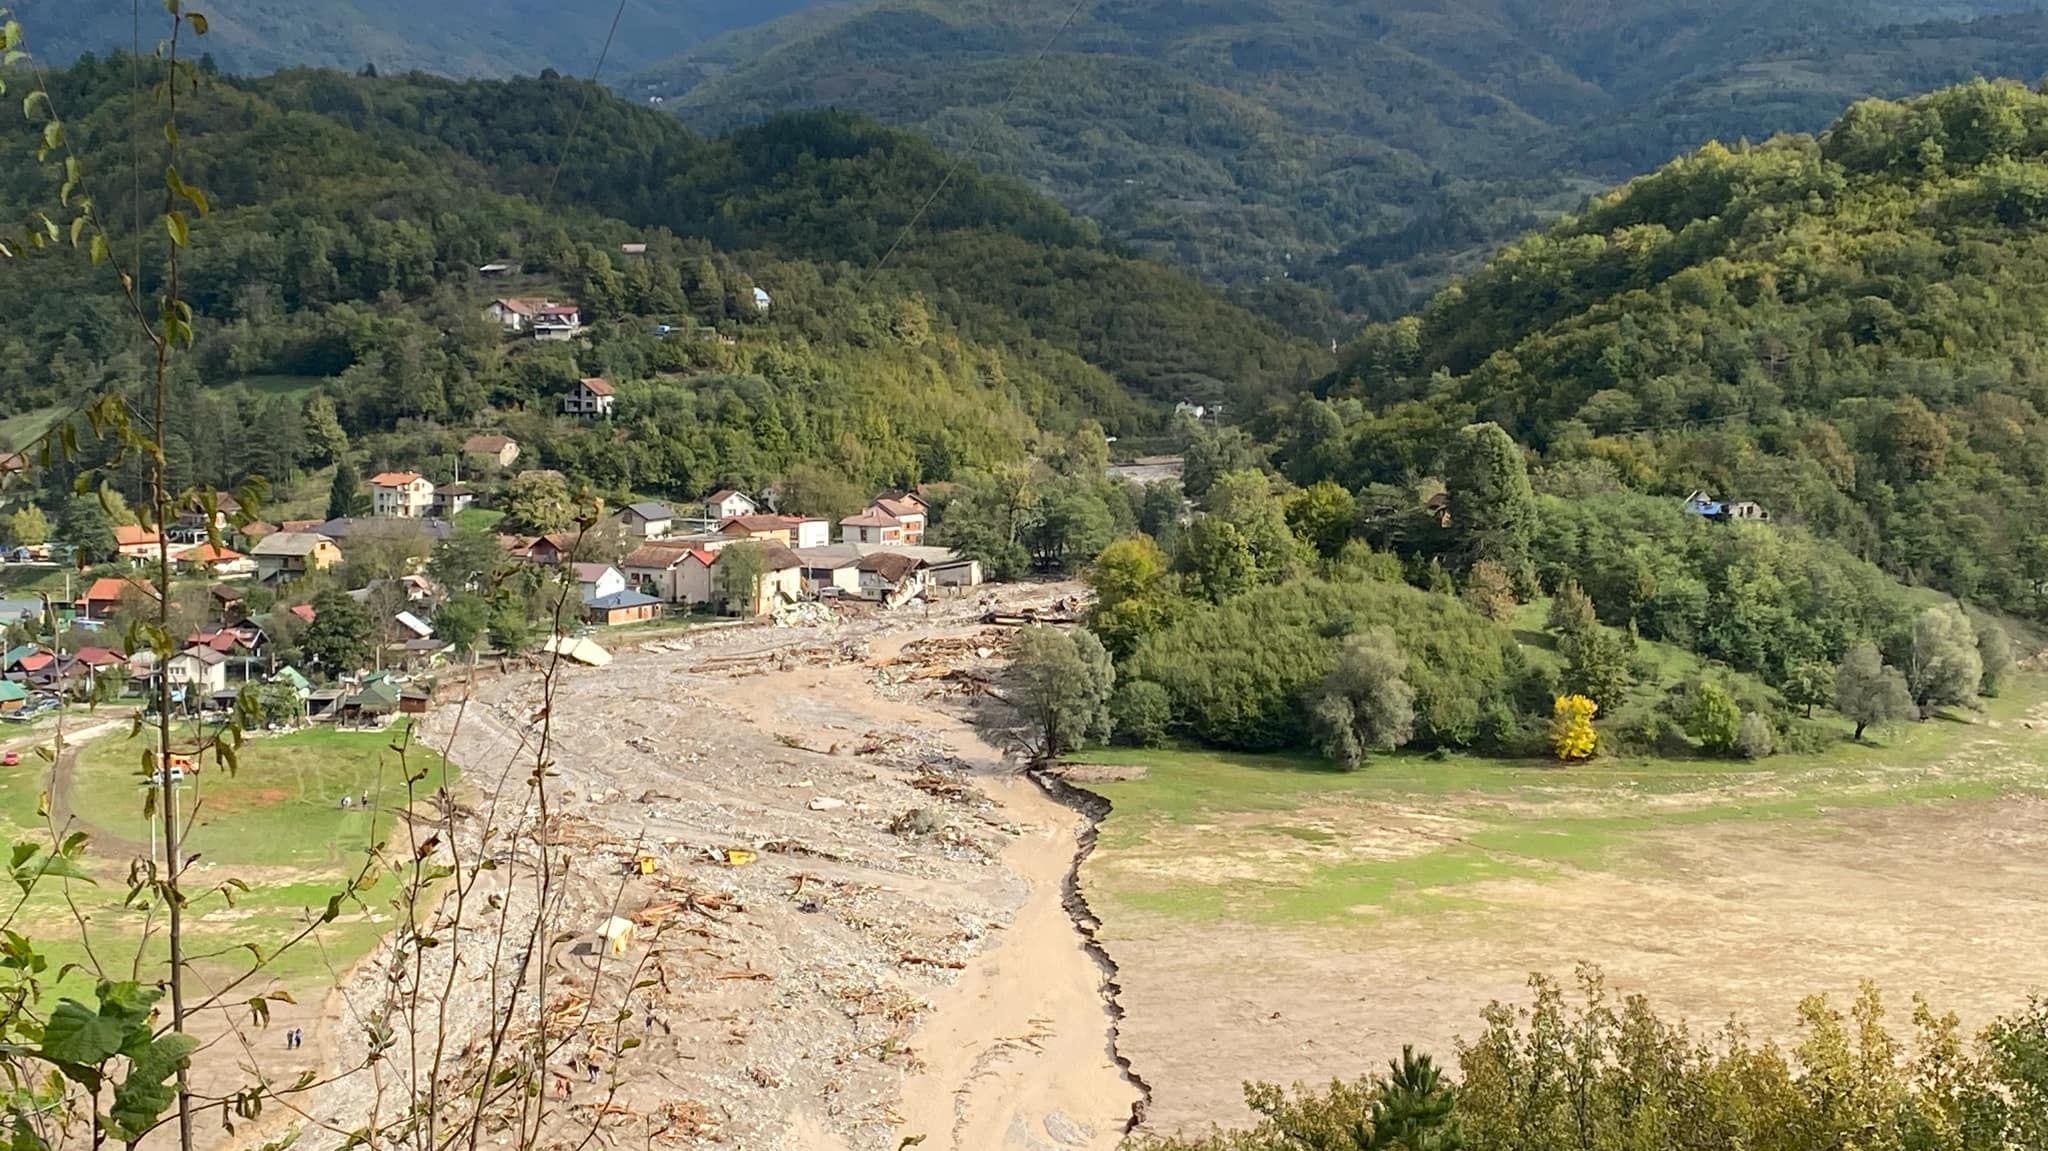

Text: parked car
xmin=1 ymin=751 xmax=20 ymax=766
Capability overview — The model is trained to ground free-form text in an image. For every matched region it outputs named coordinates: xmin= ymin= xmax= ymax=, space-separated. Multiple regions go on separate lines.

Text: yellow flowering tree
xmin=1550 ymin=694 xmax=1598 ymax=761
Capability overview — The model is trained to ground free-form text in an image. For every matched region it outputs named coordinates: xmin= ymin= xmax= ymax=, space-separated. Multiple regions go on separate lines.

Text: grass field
xmin=1074 ymin=678 xmax=2048 ymax=1132
xmin=0 ymin=721 xmax=452 ymax=1002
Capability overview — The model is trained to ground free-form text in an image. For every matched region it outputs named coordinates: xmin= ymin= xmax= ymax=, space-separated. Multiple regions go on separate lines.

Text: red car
xmin=0 ymin=752 xmax=19 ymax=767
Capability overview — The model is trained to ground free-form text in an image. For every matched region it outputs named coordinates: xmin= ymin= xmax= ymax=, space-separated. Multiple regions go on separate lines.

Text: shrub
xmin=1550 ymin=695 xmax=1598 ymax=761
xmin=1684 ymin=681 xmax=1742 ymax=754
xmin=1736 ymin=712 xmax=1775 ymax=759
xmin=1110 ymin=680 xmax=1171 ymax=747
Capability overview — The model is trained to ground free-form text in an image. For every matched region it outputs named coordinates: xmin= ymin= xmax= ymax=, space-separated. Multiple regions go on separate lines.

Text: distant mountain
xmin=7 ymin=0 xmax=833 ymax=78
xmin=632 ymin=0 xmax=2048 ymax=333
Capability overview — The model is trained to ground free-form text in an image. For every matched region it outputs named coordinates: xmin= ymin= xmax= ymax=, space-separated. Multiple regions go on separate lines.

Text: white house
xmin=573 ymin=563 xmax=627 ymax=603
xmin=167 ymin=646 xmax=229 ymax=700
xmin=532 ymin=302 xmax=583 ymax=341
xmin=752 ymin=287 xmax=772 ymax=313
xmin=369 ymin=472 xmax=437 ymax=519
xmin=618 ymin=501 xmax=675 ymax=540
xmin=431 ymin=482 xmax=476 ymax=518
xmin=484 ymin=297 xmax=541 ymax=332
xmin=839 ymin=511 xmax=903 ymax=546
xmin=704 ymin=489 xmax=756 ymax=521
xmin=868 ymin=495 xmax=928 ymax=544
xmin=622 ymin=543 xmax=710 ymax=603
xmin=564 ymin=377 xmax=615 ymax=418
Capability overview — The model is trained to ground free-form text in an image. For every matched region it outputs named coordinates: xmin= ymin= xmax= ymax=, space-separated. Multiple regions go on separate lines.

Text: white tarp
xmin=543 ymin=634 xmax=612 ymax=667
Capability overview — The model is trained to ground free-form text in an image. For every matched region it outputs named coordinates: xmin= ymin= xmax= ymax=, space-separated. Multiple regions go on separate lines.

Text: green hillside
xmin=636 ymin=0 xmax=2048 ymax=332
xmin=1317 ymin=78 xmax=2048 ymax=622
xmin=0 ymin=57 xmax=1311 ymax=505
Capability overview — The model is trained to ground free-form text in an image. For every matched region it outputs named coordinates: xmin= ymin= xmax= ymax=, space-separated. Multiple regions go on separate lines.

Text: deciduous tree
xmin=1835 ymin=642 xmax=1914 ymax=740
xmin=1305 ymin=628 xmax=1417 ymax=769
xmin=1008 ymin=626 xmax=1115 ymax=759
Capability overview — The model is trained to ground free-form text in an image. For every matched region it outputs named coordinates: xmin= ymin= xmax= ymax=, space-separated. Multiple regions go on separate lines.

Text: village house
xmin=563 ymin=377 xmax=616 ymax=418
xmin=719 ymin=514 xmax=831 ymax=549
xmin=252 ymin=532 xmax=343 ymax=584
xmin=166 ymin=646 xmax=229 ymax=704
xmin=839 ymin=511 xmax=904 ymax=546
xmin=172 ymin=492 xmax=241 ymax=542
xmin=618 ymin=501 xmax=676 ymax=540
xmin=573 ymin=563 xmax=628 ymax=603
xmin=75 ymin=576 xmax=157 ymax=622
xmin=0 ymin=681 xmax=26 ymax=715
xmin=172 ymin=542 xmax=255 ymax=579
xmin=484 ymin=297 xmax=541 ymax=332
xmin=795 ymin=549 xmax=862 ymax=598
xmin=314 ymin=517 xmax=454 ymax=544
xmin=504 ymin=533 xmax=578 ymax=567
xmin=721 ymin=542 xmax=804 ymax=617
xmin=869 ymin=494 xmax=929 ymax=544
xmin=533 ymin=302 xmax=583 ymax=341
xmin=462 ymin=434 xmax=521 ymax=469
xmin=1683 ymin=490 xmax=1771 ymax=523
xmin=114 ymin=523 xmax=165 ymax=564
xmin=703 ymin=489 xmax=757 ymax=521
xmin=583 ymin=589 xmax=663 ymax=626
xmin=369 ymin=472 xmax=437 ymax=518
xmin=857 ymin=552 xmax=930 ymax=606
xmin=431 ymin=482 xmax=477 ymax=518
xmin=622 ymin=542 xmax=714 ymax=602
xmin=211 ymin=584 xmax=247 ymax=623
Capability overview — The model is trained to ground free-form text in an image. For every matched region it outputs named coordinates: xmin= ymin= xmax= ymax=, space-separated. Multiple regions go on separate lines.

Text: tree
xmin=487 ymin=591 xmax=532 ymax=657
xmin=433 ymin=593 xmax=490 ymax=657
xmin=5 ymin=504 xmax=49 ymax=547
xmin=1110 ymin=680 xmax=1171 ymax=747
xmin=1203 ymin=470 xmax=1302 ymax=585
xmin=1286 ymin=480 xmax=1357 ymax=558
xmin=1305 ymin=629 xmax=1417 ymax=769
xmin=1835 ymin=642 xmax=1914 ymax=741
xmin=300 ymin=393 xmax=348 ymax=466
xmin=1180 ymin=424 xmax=1262 ymax=500
xmin=1442 ymin=422 xmax=1534 ymax=572
xmin=1978 ymin=621 xmax=2015 ymax=697
xmin=1367 ymin=1047 xmax=1464 ymax=1151
xmin=1176 ymin=515 xmax=1257 ymax=603
xmin=427 ymin=527 xmax=508 ymax=593
xmin=301 ymin=590 xmax=373 ymax=675
xmin=1545 ymin=580 xmax=1595 ymax=637
xmin=1906 ymin=604 xmax=1982 ymax=714
xmin=326 ymin=455 xmax=365 ymax=520
xmin=1461 ymin=560 xmax=1516 ymax=622
xmin=1008 ymin=626 xmax=1114 ymax=759
xmin=712 ymin=542 xmax=772 ymax=617
xmin=1559 ymin=626 xmax=1632 ymax=714
xmin=1783 ymin=660 xmax=1835 ymax=718
xmin=1027 ymin=481 xmax=1116 ymax=573
xmin=503 ymin=470 xmax=574 ymax=534
xmin=1683 ymin=681 xmax=1742 ymax=755
xmin=1089 ymin=535 xmax=1179 ymax=658
xmin=934 ymin=467 xmax=1035 ymax=581
xmin=1551 ymin=695 xmax=1597 ymax=760
xmin=55 ymin=494 xmax=117 ymax=563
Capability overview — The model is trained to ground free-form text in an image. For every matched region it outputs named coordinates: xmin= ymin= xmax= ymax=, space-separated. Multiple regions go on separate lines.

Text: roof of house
xmin=210 ymin=584 xmax=246 ymax=603
xmin=537 ymin=303 xmax=581 ymax=318
xmin=792 ymin=548 xmax=862 ymax=571
xmin=435 ymin=482 xmax=475 ymax=497
xmin=464 ymin=434 xmax=516 ymax=452
xmin=17 ymin=652 xmax=54 ymax=673
xmin=74 ymin=646 xmax=124 ymax=667
xmin=705 ymin=488 xmax=749 ymax=504
xmin=314 ymin=517 xmax=452 ymax=541
xmin=239 ymin=520 xmax=278 ymax=538
xmin=114 ymin=524 xmax=163 ymax=547
xmin=572 ymin=563 xmax=620 ymax=583
xmin=623 ymin=501 xmax=674 ymax=521
xmin=872 ymin=497 xmax=927 ymax=519
xmin=576 ymin=376 xmax=615 ymax=396
xmin=368 ymin=471 xmax=426 ymax=487
xmin=620 ymin=542 xmax=696 ymax=570
xmin=0 ymin=681 xmax=27 ymax=703
xmin=176 ymin=646 xmax=229 ymax=667
xmin=584 ymin=589 xmax=663 ymax=611
xmin=493 ymin=297 xmax=544 ymax=317
xmin=720 ymin=514 xmax=801 ymax=533
xmin=857 ymin=552 xmax=925 ymax=582
xmin=251 ymin=532 xmax=337 ymax=558
xmin=395 ymin=611 xmax=434 ymax=638
xmin=175 ymin=543 xmax=245 ymax=564
xmin=289 ymin=603 xmax=317 ymax=624
xmin=272 ymin=666 xmax=312 ymax=692
xmin=2 ymin=644 xmax=44 ymax=667
xmin=79 ymin=576 xmax=155 ymax=603
xmin=839 ymin=512 xmax=900 ymax=528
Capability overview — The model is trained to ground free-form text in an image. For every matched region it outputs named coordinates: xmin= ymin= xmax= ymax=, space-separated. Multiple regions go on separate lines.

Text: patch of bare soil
xmin=1101 ymin=793 xmax=2048 ymax=1137
xmin=274 ymin=584 xmax=1136 ymax=1151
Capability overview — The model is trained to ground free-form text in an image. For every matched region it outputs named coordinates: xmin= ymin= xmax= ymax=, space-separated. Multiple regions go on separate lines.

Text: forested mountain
xmin=8 ymin=0 xmax=829 ymax=78
xmin=1307 ymin=79 xmax=2048 ymax=623
xmin=636 ymin=0 xmax=2048 ymax=333
xmin=0 ymin=57 xmax=1312 ymax=504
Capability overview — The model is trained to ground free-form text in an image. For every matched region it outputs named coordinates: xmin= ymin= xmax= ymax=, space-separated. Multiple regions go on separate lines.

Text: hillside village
xmin=0 ymin=458 xmax=988 ymax=726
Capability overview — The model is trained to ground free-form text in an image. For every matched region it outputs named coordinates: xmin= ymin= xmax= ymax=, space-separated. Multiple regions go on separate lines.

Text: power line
xmin=540 ymin=0 xmax=631 ymax=212
xmin=861 ymin=0 xmax=1095 ymax=289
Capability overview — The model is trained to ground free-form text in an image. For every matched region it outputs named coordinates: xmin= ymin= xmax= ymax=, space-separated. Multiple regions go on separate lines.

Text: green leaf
xmin=109 ymin=1033 xmax=198 ymax=1142
xmin=21 ymin=89 xmax=46 ymax=120
xmin=89 ymin=233 xmax=108 ymax=265
xmin=40 ymin=1000 xmax=126 ymax=1067
xmin=164 ymin=210 xmax=187 ymax=249
xmin=41 ymin=119 xmax=59 ymax=152
xmin=187 ymin=12 xmax=208 ymax=35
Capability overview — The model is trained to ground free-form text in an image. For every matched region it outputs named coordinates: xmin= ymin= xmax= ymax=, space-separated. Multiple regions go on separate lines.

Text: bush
xmin=1550 ymin=695 xmax=1598 ymax=761
xmin=1111 ymin=680 xmax=1172 ymax=747
xmin=1736 ymin=712 xmax=1775 ymax=759
xmin=1684 ymin=681 xmax=1743 ymax=755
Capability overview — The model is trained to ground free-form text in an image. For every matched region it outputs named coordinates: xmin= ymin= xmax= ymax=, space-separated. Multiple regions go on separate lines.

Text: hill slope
xmin=8 ymin=0 xmax=830 ymax=78
xmin=1318 ymin=78 xmax=2048 ymax=621
xmin=635 ymin=0 xmax=2048 ymax=331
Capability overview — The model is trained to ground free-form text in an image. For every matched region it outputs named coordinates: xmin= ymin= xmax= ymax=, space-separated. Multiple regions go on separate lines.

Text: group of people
xmin=283 ymin=1027 xmax=305 ymax=1050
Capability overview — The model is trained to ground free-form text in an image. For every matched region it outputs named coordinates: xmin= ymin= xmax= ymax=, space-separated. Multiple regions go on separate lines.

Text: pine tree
xmin=327 ymin=456 xmax=365 ymax=520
